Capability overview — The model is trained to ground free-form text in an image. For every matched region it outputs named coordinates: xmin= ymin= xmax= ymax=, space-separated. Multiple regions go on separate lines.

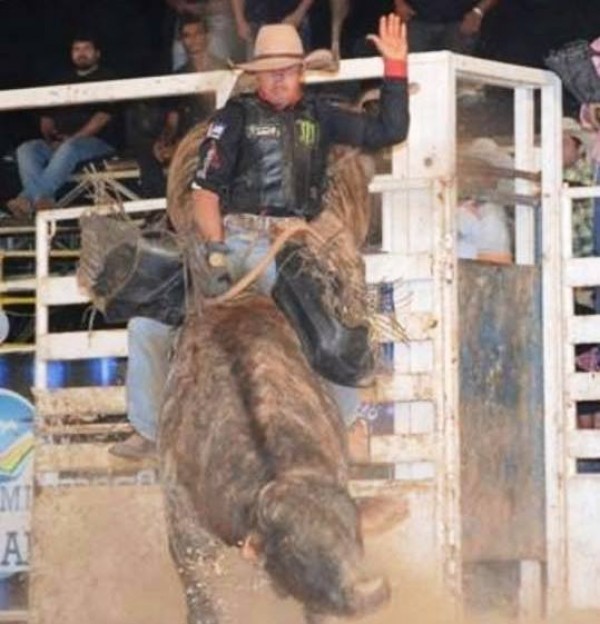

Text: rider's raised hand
xmin=366 ymin=13 xmax=408 ymax=62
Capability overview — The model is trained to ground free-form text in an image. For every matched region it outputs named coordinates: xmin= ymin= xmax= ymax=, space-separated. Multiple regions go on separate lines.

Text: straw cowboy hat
xmin=460 ymin=137 xmax=514 ymax=195
xmin=464 ymin=137 xmax=513 ymax=170
xmin=235 ymin=24 xmax=334 ymax=73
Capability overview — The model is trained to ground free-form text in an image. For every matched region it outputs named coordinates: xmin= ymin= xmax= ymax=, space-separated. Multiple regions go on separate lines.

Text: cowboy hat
xmin=464 ymin=137 xmax=513 ymax=170
xmin=460 ymin=137 xmax=515 ymax=195
xmin=235 ymin=24 xmax=335 ymax=73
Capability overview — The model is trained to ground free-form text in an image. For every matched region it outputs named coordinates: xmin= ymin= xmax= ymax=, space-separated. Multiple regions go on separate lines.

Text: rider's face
xmin=255 ymin=64 xmax=303 ymax=110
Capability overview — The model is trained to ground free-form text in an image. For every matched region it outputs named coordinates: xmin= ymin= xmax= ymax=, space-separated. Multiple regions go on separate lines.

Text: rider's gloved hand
xmin=204 ymin=241 xmax=232 ymax=297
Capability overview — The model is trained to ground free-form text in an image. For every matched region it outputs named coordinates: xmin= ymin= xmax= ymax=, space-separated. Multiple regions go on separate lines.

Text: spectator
xmin=230 ymin=0 xmax=315 ymax=54
xmin=580 ymin=103 xmax=600 ymax=306
xmin=6 ymin=34 xmax=117 ymax=220
xmin=563 ymin=117 xmax=594 ymax=259
xmin=457 ymin=137 xmax=512 ymax=263
xmin=165 ymin=0 xmax=241 ymax=69
xmin=394 ymin=0 xmax=500 ymax=54
xmin=566 ymin=112 xmax=600 ymax=429
xmin=133 ymin=15 xmax=224 ymax=198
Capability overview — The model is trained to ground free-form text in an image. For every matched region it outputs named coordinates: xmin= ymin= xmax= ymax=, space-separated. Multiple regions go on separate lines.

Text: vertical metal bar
xmin=540 ymin=74 xmax=568 ymax=616
xmin=434 ymin=53 xmax=462 ymax=610
xmin=381 ymin=189 xmax=394 ymax=253
xmin=562 ymin=189 xmax=577 ymax=474
xmin=34 ymin=214 xmax=50 ymax=390
xmin=519 ymin=560 xmax=543 ymax=621
xmin=215 ymin=74 xmax=238 ymax=108
xmin=514 ymin=87 xmax=536 ymax=265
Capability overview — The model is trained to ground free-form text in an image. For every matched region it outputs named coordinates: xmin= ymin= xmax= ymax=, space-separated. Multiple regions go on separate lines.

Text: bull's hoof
xmin=357 ymin=495 xmax=409 ymax=536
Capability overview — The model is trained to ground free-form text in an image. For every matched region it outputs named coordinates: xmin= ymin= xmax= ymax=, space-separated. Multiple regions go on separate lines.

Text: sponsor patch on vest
xmin=246 ymin=124 xmax=281 ymax=139
xmin=295 ymin=119 xmax=318 ymax=148
xmin=196 ymin=140 xmax=221 ymax=181
xmin=207 ymin=122 xmax=226 ymax=140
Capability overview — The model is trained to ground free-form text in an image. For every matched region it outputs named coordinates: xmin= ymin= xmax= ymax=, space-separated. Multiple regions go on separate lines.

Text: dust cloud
xmin=205 ymin=531 xmax=598 ymax=624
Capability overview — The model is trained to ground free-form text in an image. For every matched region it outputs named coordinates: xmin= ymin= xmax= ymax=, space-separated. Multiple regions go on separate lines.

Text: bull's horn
xmin=240 ymin=532 xmax=263 ymax=563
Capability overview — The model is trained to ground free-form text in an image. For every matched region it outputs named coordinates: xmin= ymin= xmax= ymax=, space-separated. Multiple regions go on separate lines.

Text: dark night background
xmin=0 ymin=0 xmax=599 ymax=158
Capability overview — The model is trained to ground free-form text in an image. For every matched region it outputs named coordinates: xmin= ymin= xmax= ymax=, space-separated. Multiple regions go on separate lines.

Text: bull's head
xmin=245 ymin=475 xmax=390 ymax=618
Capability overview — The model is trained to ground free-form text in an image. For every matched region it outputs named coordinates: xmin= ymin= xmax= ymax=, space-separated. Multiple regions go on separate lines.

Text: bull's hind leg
xmin=164 ymin=482 xmax=224 ymax=624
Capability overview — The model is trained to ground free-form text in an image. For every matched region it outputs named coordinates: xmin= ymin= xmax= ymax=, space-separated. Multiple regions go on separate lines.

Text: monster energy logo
xmin=295 ymin=119 xmax=318 ymax=147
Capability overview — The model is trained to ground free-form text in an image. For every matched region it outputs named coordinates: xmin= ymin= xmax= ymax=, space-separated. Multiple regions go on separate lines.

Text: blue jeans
xmin=127 ymin=224 xmax=359 ymax=441
xmin=16 ymin=136 xmax=114 ymax=202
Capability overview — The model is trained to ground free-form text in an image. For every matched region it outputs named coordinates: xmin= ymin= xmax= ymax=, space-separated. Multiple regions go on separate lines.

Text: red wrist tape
xmin=384 ymin=59 xmax=407 ymax=78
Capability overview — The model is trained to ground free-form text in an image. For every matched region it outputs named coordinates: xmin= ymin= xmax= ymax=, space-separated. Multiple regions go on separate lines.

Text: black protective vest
xmin=227 ymin=95 xmax=327 ymax=219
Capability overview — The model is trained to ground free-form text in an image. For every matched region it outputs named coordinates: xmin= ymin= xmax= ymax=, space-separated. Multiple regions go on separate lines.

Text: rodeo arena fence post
xmin=0 ymin=51 xmax=598 ymax=623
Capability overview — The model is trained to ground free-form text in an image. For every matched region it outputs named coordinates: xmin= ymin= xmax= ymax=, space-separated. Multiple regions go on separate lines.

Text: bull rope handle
xmin=207 ymin=222 xmax=325 ymax=306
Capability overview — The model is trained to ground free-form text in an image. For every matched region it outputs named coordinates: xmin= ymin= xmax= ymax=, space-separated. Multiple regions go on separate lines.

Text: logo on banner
xmin=0 ymin=390 xmax=34 ymax=577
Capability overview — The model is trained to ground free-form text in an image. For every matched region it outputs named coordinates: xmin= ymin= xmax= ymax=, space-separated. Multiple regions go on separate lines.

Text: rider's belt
xmin=224 ymin=213 xmax=305 ymax=233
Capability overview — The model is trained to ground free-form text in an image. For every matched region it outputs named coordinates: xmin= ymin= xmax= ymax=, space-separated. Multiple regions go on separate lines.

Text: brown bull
xmin=160 ymin=119 xmax=387 ymax=623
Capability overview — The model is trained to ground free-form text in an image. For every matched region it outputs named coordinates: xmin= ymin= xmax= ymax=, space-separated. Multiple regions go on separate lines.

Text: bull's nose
xmin=348 ymin=575 xmax=391 ymax=617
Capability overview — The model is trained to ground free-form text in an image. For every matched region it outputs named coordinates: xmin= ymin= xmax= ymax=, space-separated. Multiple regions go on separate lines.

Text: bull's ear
xmin=240 ymin=532 xmax=263 ymax=562
xmin=256 ymin=480 xmax=285 ymax=529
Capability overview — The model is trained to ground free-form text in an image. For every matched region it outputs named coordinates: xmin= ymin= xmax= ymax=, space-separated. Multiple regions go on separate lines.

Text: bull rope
xmin=206 ymin=221 xmax=327 ymax=306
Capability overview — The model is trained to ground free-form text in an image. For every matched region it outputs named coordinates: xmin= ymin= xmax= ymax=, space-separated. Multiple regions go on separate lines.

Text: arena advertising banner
xmin=0 ymin=389 xmax=33 ymax=577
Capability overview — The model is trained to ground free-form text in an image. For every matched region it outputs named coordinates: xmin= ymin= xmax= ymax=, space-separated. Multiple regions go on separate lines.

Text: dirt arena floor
xmin=29 ymin=484 xmax=598 ymax=624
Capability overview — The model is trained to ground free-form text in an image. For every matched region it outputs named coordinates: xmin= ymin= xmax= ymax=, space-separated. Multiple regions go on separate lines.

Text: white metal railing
xmin=0 ymin=54 xmax=555 ymax=117
xmin=19 ymin=56 xmax=400 ymax=385
xmin=561 ymin=183 xmax=600 ymax=437
xmin=33 ymin=199 xmax=165 ymax=387
xmin=557 ymin=183 xmax=600 ymax=611
xmin=0 ymin=51 xmax=571 ymax=618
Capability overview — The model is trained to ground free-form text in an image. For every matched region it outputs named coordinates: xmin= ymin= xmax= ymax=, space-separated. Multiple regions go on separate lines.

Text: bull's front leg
xmin=164 ymin=482 xmax=224 ymax=624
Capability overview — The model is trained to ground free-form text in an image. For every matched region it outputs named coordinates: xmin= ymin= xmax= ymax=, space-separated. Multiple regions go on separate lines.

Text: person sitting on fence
xmin=132 ymin=15 xmax=225 ymax=199
xmin=457 ymin=137 xmax=512 ymax=264
xmin=5 ymin=34 xmax=118 ymax=221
